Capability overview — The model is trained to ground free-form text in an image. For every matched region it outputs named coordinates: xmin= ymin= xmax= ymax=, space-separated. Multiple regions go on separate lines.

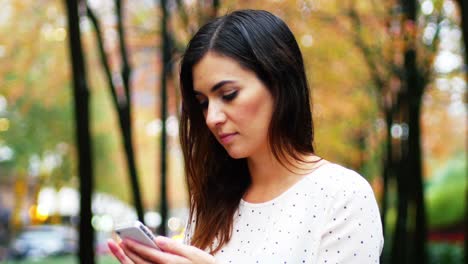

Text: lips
xmin=219 ymin=132 xmax=237 ymax=144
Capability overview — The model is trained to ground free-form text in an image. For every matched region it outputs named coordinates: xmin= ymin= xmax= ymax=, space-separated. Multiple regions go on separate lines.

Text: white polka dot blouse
xmin=185 ymin=163 xmax=384 ymax=263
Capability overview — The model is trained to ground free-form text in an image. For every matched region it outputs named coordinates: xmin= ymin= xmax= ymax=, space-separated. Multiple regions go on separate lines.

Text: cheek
xmin=236 ymin=96 xmax=273 ymax=134
xmin=240 ymin=101 xmax=262 ymax=118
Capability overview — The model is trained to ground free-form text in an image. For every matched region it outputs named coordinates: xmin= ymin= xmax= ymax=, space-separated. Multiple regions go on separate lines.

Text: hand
xmin=108 ymin=236 xmax=216 ymax=264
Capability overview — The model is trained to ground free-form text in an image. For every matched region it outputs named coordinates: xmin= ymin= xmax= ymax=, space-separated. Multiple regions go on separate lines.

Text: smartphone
xmin=115 ymin=220 xmax=161 ymax=250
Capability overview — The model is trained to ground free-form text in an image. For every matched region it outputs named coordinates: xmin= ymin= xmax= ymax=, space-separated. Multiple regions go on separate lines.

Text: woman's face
xmin=192 ymin=52 xmax=274 ymax=159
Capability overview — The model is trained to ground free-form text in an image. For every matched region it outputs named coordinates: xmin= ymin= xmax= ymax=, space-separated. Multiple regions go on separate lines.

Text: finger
xmin=107 ymin=239 xmax=134 ymax=264
xmin=155 ymin=236 xmax=216 ymax=263
xmin=154 ymin=236 xmax=199 ymax=259
xmin=124 ymin=239 xmax=189 ymax=264
xmin=121 ymin=243 xmax=152 ymax=264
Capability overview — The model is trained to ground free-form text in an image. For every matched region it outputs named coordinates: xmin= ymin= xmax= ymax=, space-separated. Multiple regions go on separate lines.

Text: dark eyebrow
xmin=194 ymin=80 xmax=235 ymax=95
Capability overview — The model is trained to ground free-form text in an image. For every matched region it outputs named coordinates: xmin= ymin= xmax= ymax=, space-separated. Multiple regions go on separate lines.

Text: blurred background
xmin=0 ymin=0 xmax=465 ymax=263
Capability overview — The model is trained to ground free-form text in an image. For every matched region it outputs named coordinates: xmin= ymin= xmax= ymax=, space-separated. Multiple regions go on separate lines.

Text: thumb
xmin=155 ymin=236 xmax=215 ymax=263
xmin=155 ymin=236 xmax=186 ymax=255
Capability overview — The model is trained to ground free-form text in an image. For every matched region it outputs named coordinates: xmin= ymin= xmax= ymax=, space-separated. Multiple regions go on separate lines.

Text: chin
xmin=226 ymin=152 xmax=247 ymax=160
xmin=225 ymin=148 xmax=249 ymax=160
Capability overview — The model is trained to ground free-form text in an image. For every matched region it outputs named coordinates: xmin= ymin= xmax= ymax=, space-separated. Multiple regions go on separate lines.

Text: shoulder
xmin=309 ymin=163 xmax=382 ymax=239
xmin=300 ymin=162 xmax=380 ymax=217
xmin=305 ymin=162 xmax=375 ymax=197
xmin=311 ymin=164 xmax=384 ymax=261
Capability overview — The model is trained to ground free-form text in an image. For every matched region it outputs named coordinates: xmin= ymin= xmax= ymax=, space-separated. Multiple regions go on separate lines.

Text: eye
xmin=222 ymin=90 xmax=238 ymax=101
xmin=199 ymin=101 xmax=208 ymax=109
xmin=195 ymin=95 xmax=208 ymax=109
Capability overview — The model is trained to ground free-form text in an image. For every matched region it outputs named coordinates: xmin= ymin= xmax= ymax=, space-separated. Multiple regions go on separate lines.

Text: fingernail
xmin=107 ymin=239 xmax=117 ymax=252
xmin=107 ymin=240 xmax=125 ymax=262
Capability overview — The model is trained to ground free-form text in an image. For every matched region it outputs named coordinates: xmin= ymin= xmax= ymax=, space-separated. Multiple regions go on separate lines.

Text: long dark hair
xmin=179 ymin=9 xmax=315 ymax=253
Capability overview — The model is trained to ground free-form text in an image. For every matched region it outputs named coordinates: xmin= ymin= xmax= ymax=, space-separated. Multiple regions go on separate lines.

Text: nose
xmin=205 ymin=101 xmax=226 ymax=128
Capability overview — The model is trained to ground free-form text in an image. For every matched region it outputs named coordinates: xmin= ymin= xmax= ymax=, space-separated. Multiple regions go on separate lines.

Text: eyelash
xmin=222 ymin=90 xmax=238 ymax=101
xmin=198 ymin=91 xmax=238 ymax=109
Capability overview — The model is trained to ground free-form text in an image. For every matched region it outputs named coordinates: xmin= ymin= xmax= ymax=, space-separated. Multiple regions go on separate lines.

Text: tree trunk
xmin=394 ymin=1 xmax=428 ymax=262
xmin=64 ymin=0 xmax=95 ymax=263
xmin=212 ymin=0 xmax=220 ymax=17
xmin=86 ymin=2 xmax=145 ymax=222
xmin=121 ymin=120 xmax=144 ymax=222
xmin=116 ymin=0 xmax=145 ymax=223
xmin=391 ymin=129 xmax=409 ymax=264
xmin=158 ymin=0 xmax=170 ymax=236
xmin=405 ymin=50 xmax=426 ymax=264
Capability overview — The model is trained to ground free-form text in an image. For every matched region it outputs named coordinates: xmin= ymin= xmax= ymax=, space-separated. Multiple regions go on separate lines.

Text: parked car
xmin=8 ymin=225 xmax=77 ymax=260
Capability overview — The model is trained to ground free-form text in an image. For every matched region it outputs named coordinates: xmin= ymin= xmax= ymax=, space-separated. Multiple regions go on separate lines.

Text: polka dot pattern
xmin=185 ymin=163 xmax=384 ymax=263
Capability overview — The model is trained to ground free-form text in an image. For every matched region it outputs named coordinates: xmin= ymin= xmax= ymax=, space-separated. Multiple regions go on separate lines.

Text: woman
xmin=108 ymin=9 xmax=384 ymax=264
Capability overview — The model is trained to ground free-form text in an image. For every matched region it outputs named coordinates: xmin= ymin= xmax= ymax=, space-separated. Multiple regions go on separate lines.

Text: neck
xmin=247 ymin=151 xmax=288 ymax=187
xmin=244 ymin=150 xmax=323 ymax=203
